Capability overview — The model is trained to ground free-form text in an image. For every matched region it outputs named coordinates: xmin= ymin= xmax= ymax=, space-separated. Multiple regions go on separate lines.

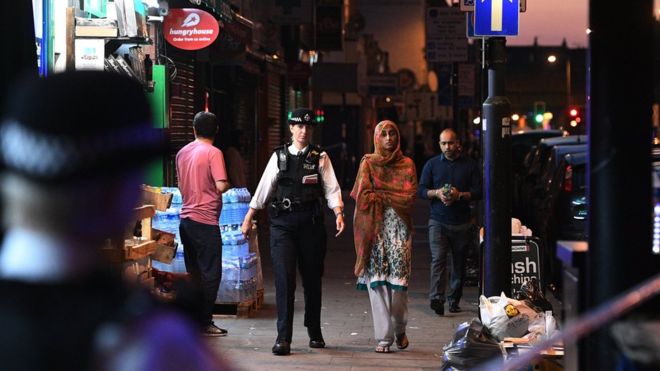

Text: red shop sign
xmin=164 ymin=9 xmax=220 ymax=50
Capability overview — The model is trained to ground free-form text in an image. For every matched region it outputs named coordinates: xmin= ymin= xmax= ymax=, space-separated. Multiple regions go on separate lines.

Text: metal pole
xmin=482 ymin=37 xmax=512 ymax=297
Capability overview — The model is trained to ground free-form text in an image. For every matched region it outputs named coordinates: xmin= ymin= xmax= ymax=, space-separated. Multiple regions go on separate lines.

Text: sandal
xmin=375 ymin=344 xmax=391 ymax=353
xmin=395 ymin=333 xmax=409 ymax=350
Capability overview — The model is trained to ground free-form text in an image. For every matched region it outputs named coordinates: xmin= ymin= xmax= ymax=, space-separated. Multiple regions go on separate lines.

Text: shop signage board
xmin=426 ymin=6 xmax=467 ymax=63
xmin=511 ymin=237 xmax=542 ymax=293
xmin=164 ymin=9 xmax=220 ymax=50
xmin=474 ymin=0 xmax=520 ymax=36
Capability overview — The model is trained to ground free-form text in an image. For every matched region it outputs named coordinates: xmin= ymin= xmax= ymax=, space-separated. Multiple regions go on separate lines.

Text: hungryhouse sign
xmin=164 ymin=9 xmax=220 ymax=50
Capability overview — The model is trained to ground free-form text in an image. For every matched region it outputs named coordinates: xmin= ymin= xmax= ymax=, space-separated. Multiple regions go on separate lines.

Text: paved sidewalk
xmin=207 ymin=197 xmax=480 ymax=370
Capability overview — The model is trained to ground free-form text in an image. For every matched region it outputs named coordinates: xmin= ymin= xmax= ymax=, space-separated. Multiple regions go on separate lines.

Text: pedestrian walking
xmin=418 ymin=128 xmax=482 ymax=315
xmin=351 ymin=120 xmax=417 ymax=353
xmin=176 ymin=111 xmax=230 ymax=336
xmin=240 ymin=108 xmax=345 ymax=356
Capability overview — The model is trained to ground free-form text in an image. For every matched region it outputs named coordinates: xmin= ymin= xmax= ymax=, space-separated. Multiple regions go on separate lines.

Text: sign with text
xmin=511 ymin=237 xmax=542 ymax=293
xmin=426 ymin=6 xmax=467 ymax=63
xmin=474 ymin=0 xmax=519 ymax=37
xmin=164 ymin=9 xmax=220 ymax=50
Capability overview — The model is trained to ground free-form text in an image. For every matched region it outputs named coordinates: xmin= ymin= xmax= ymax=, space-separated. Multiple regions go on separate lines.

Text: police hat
xmin=0 ymin=71 xmax=167 ymax=183
xmin=288 ymin=108 xmax=316 ymax=126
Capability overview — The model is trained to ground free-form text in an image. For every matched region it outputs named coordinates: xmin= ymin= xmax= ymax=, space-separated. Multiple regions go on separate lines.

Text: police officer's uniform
xmin=247 ymin=109 xmax=343 ymax=355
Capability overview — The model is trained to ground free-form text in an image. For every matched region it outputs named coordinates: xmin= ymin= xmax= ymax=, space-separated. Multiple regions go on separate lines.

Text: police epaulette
xmin=308 ymin=144 xmax=323 ymax=159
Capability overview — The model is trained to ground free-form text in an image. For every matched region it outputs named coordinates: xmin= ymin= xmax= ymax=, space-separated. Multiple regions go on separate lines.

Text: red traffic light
xmin=569 ymin=108 xmax=579 ymax=117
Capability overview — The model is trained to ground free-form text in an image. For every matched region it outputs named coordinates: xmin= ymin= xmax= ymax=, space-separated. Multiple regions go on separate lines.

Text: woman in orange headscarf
xmin=351 ymin=120 xmax=417 ymax=353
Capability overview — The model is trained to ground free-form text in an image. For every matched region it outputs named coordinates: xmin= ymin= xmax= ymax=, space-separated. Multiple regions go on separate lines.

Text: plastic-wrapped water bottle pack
xmin=219 ymin=188 xmax=251 ymax=227
xmin=151 ymin=202 xmax=185 ymax=273
xmin=217 ymin=253 xmax=258 ymax=303
xmin=151 ymin=187 xmax=260 ymax=302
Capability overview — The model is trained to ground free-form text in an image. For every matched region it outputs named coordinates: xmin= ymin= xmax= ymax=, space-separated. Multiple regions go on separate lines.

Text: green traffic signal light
xmin=535 ymin=113 xmax=544 ymax=123
xmin=315 ymin=109 xmax=324 ymax=123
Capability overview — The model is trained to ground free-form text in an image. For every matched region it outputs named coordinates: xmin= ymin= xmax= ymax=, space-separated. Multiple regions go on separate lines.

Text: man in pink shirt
xmin=176 ymin=111 xmax=230 ymax=336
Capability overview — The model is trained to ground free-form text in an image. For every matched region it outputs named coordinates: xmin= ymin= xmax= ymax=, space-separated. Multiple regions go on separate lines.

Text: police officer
xmin=241 ymin=108 xmax=345 ymax=356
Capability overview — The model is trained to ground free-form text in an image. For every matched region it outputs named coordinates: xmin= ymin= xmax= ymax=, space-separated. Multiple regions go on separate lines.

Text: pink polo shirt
xmin=176 ymin=140 xmax=227 ymax=226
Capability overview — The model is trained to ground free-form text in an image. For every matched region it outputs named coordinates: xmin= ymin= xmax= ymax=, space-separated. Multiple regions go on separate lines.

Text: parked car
xmin=539 ymin=151 xmax=588 ymax=292
xmin=512 ymin=129 xmax=563 ymax=176
xmin=537 ymin=144 xmax=588 ymax=200
xmin=511 ymin=130 xmax=563 ymax=219
xmin=517 ymin=135 xmax=588 ymax=230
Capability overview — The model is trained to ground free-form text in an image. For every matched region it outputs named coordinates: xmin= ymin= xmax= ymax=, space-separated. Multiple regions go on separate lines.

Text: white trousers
xmin=367 ymin=279 xmax=409 ymax=346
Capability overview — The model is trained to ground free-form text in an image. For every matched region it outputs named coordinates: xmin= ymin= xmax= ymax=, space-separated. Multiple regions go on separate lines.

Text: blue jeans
xmin=428 ymin=220 xmax=470 ymax=306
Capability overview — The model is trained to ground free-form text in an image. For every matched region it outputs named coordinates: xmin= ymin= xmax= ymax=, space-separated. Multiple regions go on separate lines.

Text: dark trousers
xmin=179 ymin=218 xmax=222 ymax=326
xmin=428 ymin=220 xmax=470 ymax=306
xmin=270 ymin=210 xmax=327 ymax=342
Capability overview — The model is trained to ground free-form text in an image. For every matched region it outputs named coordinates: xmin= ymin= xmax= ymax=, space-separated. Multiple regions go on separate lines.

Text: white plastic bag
xmin=479 ymin=292 xmax=530 ymax=340
xmin=527 ymin=310 xmax=558 ymax=342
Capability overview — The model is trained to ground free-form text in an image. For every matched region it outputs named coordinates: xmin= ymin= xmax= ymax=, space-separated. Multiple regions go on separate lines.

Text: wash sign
xmin=510 ymin=237 xmax=542 ymax=293
xmin=474 ymin=0 xmax=519 ymax=36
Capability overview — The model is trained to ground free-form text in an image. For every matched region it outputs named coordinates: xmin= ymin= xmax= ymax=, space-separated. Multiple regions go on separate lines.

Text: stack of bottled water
xmin=149 ymin=186 xmax=259 ymax=303
xmin=217 ymin=253 xmax=258 ymax=303
xmin=219 ymin=188 xmax=251 ymax=225
xmin=151 ymin=187 xmax=186 ymax=273
xmin=217 ymin=187 xmax=257 ymax=303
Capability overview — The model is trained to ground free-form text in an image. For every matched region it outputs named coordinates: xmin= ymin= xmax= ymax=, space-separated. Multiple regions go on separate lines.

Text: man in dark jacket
xmin=418 ymin=128 xmax=482 ymax=315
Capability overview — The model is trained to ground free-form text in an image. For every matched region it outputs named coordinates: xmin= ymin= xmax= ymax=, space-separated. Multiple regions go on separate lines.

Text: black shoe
xmin=201 ymin=323 xmax=228 ymax=337
xmin=272 ymin=340 xmax=291 ymax=355
xmin=448 ymin=303 xmax=461 ymax=313
xmin=430 ymin=299 xmax=444 ymax=315
xmin=307 ymin=327 xmax=326 ymax=348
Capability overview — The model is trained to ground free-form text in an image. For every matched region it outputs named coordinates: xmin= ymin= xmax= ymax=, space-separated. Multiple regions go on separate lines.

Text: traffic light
xmin=533 ymin=101 xmax=546 ymax=124
xmin=568 ymin=106 xmax=581 ymax=127
xmin=315 ymin=109 xmax=325 ymax=123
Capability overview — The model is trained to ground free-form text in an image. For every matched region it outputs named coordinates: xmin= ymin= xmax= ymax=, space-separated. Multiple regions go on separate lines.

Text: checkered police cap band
xmin=0 ymin=71 xmax=166 ymax=182
xmin=288 ymin=109 xmax=316 ymax=125
xmin=0 ymin=119 xmax=163 ymax=181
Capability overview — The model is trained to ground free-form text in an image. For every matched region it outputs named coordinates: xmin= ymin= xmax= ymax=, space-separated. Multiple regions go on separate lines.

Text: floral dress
xmin=356 ymin=207 xmax=411 ymax=291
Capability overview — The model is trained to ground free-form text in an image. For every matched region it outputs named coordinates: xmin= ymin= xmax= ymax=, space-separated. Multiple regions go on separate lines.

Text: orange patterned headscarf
xmin=350 ymin=120 xmax=417 ymax=276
